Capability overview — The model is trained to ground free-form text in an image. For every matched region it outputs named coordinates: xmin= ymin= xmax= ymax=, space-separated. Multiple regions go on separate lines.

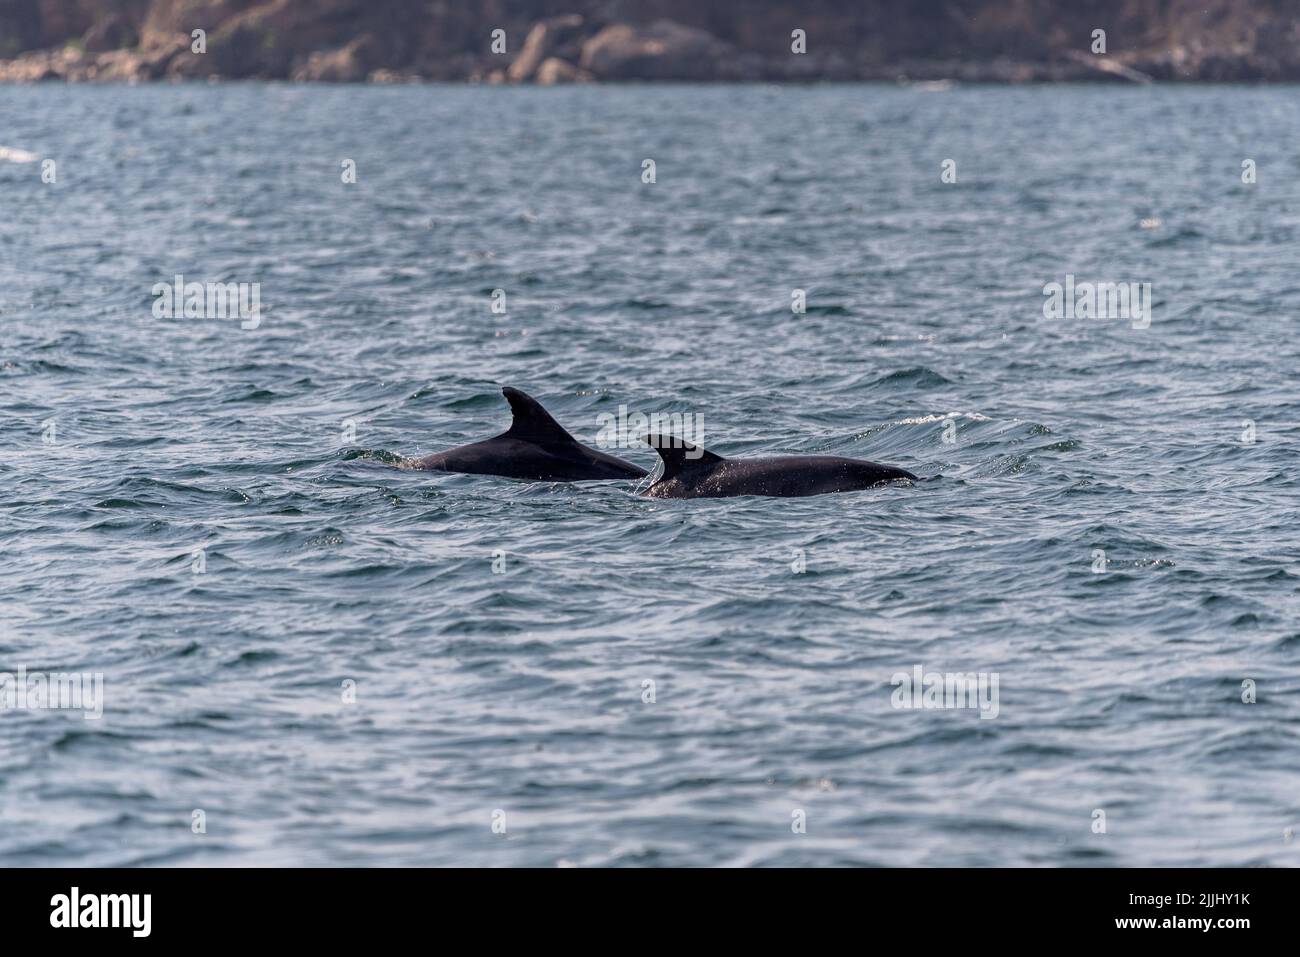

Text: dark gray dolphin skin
xmin=640 ymin=433 xmax=917 ymax=498
xmin=410 ymin=387 xmax=648 ymax=481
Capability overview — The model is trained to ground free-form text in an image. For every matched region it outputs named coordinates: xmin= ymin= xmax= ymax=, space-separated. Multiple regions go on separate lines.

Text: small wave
xmin=867 ymin=367 xmax=953 ymax=389
xmin=343 ymin=448 xmax=408 ymax=466
xmin=223 ymin=650 xmax=282 ymax=668
xmin=1145 ymin=225 xmax=1205 ymax=247
xmin=895 ymin=412 xmax=992 ymax=425
xmin=221 ymin=388 xmax=280 ymax=404
xmin=0 ymin=146 xmax=40 ymax=163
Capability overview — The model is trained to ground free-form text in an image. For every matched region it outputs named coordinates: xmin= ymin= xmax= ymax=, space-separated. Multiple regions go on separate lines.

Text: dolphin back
xmin=641 ymin=433 xmax=724 ymax=481
xmin=501 ymin=387 xmax=579 ymax=445
xmin=409 ymin=387 xmax=648 ymax=481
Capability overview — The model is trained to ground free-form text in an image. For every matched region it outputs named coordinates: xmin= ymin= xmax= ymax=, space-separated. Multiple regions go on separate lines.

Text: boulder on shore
xmin=292 ymin=35 xmax=380 ymax=82
xmin=579 ymin=20 xmax=736 ymax=81
xmin=508 ymin=14 xmax=585 ymax=83
xmin=535 ymin=57 xmax=588 ymax=84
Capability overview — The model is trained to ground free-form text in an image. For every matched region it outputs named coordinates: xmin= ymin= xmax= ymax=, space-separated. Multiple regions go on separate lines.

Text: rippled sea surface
xmin=1 ymin=84 xmax=1298 ymax=867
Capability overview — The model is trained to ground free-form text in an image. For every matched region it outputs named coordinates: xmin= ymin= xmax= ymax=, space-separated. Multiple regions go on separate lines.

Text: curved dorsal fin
xmin=641 ymin=433 xmax=724 ymax=480
xmin=502 ymin=387 xmax=577 ymax=445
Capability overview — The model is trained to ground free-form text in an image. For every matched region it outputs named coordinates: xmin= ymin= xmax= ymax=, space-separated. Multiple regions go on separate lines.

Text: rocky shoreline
xmin=1 ymin=2 xmax=1297 ymax=85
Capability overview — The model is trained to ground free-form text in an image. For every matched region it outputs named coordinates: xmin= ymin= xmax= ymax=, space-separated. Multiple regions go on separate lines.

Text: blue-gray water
xmin=1 ymin=84 xmax=1297 ymax=867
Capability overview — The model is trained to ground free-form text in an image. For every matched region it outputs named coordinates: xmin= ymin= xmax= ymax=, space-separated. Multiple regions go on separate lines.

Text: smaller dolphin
xmin=409 ymin=387 xmax=648 ymax=481
xmin=640 ymin=434 xmax=917 ymax=498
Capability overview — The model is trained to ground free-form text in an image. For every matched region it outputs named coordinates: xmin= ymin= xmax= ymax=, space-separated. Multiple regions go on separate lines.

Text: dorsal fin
xmin=501 ymin=387 xmax=577 ymax=445
xmin=641 ymin=433 xmax=724 ymax=480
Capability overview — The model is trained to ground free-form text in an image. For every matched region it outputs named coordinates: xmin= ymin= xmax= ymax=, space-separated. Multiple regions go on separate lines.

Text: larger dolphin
xmin=640 ymin=433 xmax=917 ymax=498
xmin=409 ymin=387 xmax=648 ymax=481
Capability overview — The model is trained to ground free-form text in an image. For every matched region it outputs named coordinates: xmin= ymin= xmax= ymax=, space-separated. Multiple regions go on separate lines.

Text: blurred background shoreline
xmin=1 ymin=0 xmax=1298 ymax=85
